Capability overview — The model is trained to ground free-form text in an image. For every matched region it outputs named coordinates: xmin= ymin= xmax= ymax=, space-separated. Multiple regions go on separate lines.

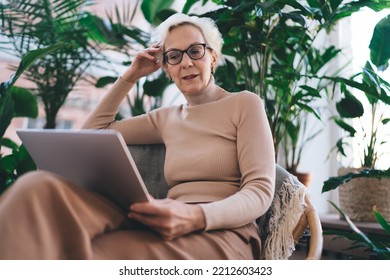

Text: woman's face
xmin=163 ymin=24 xmax=216 ymax=96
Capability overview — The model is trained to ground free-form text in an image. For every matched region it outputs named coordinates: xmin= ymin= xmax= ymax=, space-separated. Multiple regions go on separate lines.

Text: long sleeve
xmin=198 ymin=93 xmax=275 ymax=230
xmin=82 ymin=77 xmax=163 ymax=144
xmin=83 ymin=78 xmax=275 ymax=230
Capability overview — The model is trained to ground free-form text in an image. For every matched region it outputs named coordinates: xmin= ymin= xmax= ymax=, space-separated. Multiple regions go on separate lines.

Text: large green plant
xmin=330 ymin=14 xmax=390 ymax=168
xmin=182 ymin=0 xmax=390 ymax=168
xmin=0 ymin=43 xmax=65 ymax=193
xmin=0 ymin=0 xmax=103 ymax=128
xmin=85 ymin=0 xmax=172 ymax=116
xmin=327 ymin=201 xmax=390 ymax=259
xmin=322 ymin=14 xmax=390 ymax=193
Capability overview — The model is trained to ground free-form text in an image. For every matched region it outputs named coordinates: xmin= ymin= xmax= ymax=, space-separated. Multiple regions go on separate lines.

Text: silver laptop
xmin=16 ymin=129 xmax=150 ymax=211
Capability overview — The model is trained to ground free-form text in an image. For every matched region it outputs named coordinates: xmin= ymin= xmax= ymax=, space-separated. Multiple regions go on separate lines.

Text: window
xmin=27 ymin=118 xmax=73 ymax=129
xmin=350 ymin=9 xmax=390 ymax=169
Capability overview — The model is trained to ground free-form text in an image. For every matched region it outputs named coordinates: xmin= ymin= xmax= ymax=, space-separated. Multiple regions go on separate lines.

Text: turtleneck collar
xmin=184 ymin=75 xmax=226 ymax=107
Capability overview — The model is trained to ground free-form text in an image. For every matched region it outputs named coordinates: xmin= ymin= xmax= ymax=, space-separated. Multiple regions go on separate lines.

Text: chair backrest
xmin=128 ymin=144 xmax=322 ymax=259
xmin=128 ymin=144 xmax=296 ymax=199
xmin=128 ymin=144 xmax=168 ymax=199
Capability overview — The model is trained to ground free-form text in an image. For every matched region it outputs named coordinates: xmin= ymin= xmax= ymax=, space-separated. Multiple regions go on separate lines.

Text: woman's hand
xmin=122 ymin=43 xmax=162 ymax=83
xmin=128 ymin=198 xmax=206 ymax=241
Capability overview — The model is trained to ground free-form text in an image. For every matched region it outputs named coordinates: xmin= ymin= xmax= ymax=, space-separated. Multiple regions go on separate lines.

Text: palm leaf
xmin=322 ymin=167 xmax=390 ymax=193
xmin=141 ymin=0 xmax=175 ymax=24
xmin=0 ymin=42 xmax=65 ymax=138
xmin=373 ymin=207 xmax=390 ymax=235
xmin=329 ymin=201 xmax=379 ymax=249
xmin=369 ymin=14 xmax=390 ymax=71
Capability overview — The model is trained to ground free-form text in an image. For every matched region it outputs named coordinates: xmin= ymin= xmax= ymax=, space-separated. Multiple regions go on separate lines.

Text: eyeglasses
xmin=163 ymin=44 xmax=207 ymax=65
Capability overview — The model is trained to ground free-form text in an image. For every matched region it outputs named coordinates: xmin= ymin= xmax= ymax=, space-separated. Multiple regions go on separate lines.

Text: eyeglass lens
xmin=164 ymin=44 xmax=206 ymax=65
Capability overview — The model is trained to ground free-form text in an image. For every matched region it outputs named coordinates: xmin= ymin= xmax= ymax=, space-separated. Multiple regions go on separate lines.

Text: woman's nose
xmin=181 ymin=53 xmax=194 ymax=68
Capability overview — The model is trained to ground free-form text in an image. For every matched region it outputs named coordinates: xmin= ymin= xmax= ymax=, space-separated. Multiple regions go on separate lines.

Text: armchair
xmin=128 ymin=144 xmax=323 ymax=260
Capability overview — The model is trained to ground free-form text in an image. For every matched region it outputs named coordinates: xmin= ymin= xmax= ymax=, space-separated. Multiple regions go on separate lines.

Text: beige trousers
xmin=0 ymin=171 xmax=261 ymax=260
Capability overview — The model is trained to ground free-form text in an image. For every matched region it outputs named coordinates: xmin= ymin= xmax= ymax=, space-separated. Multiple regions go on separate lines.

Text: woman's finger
xmin=130 ymin=201 xmax=171 ymax=216
xmin=136 ymin=51 xmax=157 ymax=61
xmin=128 ymin=211 xmax=167 ymax=228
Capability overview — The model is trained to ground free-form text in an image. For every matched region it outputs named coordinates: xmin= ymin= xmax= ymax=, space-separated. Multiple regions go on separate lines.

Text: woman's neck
xmin=184 ymin=75 xmax=225 ymax=107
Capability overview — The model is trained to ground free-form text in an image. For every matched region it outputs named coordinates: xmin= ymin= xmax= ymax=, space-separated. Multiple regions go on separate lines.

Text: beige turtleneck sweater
xmin=82 ymin=77 xmax=275 ymax=231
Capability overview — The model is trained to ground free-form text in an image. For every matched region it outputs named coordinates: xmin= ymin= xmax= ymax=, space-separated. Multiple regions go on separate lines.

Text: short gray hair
xmin=155 ymin=13 xmax=223 ymax=63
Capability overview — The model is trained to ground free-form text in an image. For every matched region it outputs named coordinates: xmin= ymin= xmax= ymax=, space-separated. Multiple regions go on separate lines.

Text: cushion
xmin=128 ymin=144 xmax=169 ymax=199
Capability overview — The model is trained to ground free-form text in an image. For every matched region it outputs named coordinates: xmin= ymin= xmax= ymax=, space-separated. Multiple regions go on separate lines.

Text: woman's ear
xmin=163 ymin=67 xmax=172 ymax=81
xmin=210 ymin=50 xmax=218 ymax=73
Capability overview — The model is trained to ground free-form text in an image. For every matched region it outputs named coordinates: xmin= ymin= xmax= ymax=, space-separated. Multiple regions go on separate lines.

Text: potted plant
xmin=0 ymin=43 xmax=65 ymax=193
xmin=184 ymin=0 xmax=389 ymax=172
xmin=322 ymin=14 xmax=390 ymax=222
xmin=84 ymin=0 xmax=172 ymax=117
xmin=327 ymin=201 xmax=390 ymax=259
xmin=282 ymin=109 xmax=324 ymax=187
xmin=1 ymin=0 xmax=104 ymax=128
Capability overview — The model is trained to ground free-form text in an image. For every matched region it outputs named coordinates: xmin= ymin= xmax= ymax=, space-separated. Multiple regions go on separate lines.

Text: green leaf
xmin=328 ymin=201 xmax=390 ymax=259
xmin=333 ymin=117 xmax=356 ymax=136
xmin=322 ymin=167 xmax=390 ymax=193
xmin=281 ymin=11 xmax=305 ymax=26
xmin=95 ymin=76 xmax=118 ymax=88
xmin=120 ymin=27 xmax=150 ymax=47
xmin=143 ymin=73 xmax=170 ymax=98
xmin=14 ymin=144 xmax=36 ymax=176
xmin=182 ymin=0 xmax=200 ymax=14
xmin=336 ymin=90 xmax=364 ymax=118
xmin=141 ymin=0 xmax=175 ymax=24
xmin=10 ymin=86 xmax=38 ymax=118
xmin=0 ymin=138 xmax=19 ymax=151
xmin=10 ymin=43 xmax=66 ymax=91
xmin=335 ymin=138 xmax=347 ymax=157
xmin=0 ymin=43 xmax=64 ymax=138
xmin=369 ymin=14 xmax=390 ymax=71
xmin=329 ymin=0 xmax=343 ymax=12
xmin=362 ymin=62 xmax=382 ymax=101
xmin=0 ymin=155 xmax=16 ymax=174
xmin=79 ymin=12 xmax=126 ymax=46
xmin=329 ymin=201 xmax=376 ymax=245
xmin=306 ymin=0 xmax=322 ymax=10
xmin=154 ymin=8 xmax=177 ymax=24
xmin=0 ymin=94 xmax=14 ymax=140
xmin=299 ymin=85 xmax=321 ymax=98
xmin=373 ymin=209 xmax=390 ymax=235
xmin=382 ymin=118 xmax=390 ymax=125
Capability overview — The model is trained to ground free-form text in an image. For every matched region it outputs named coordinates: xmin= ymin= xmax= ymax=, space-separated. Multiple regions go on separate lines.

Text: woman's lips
xmin=182 ymin=74 xmax=198 ymax=80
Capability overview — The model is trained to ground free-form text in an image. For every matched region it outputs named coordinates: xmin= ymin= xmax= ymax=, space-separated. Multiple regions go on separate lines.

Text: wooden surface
xmin=320 ymin=213 xmax=385 ymax=235
xmin=319 ymin=213 xmax=386 ymax=259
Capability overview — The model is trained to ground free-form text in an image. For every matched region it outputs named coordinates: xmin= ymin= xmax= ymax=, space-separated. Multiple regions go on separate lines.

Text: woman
xmin=0 ymin=13 xmax=275 ymax=259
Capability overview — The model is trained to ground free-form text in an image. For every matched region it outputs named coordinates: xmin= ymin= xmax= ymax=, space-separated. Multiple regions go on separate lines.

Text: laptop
xmin=16 ymin=129 xmax=150 ymax=211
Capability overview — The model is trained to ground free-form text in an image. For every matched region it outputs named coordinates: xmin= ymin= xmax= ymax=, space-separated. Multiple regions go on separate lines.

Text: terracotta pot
xmin=338 ymin=167 xmax=390 ymax=222
xmin=287 ymin=169 xmax=312 ymax=188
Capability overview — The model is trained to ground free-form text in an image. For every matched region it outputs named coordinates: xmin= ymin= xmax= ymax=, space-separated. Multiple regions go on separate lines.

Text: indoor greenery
xmin=0 ymin=0 xmax=176 ymax=190
xmin=181 ymin=0 xmax=390 ymax=174
xmin=322 ymin=14 xmax=390 ymax=193
xmin=0 ymin=0 xmax=104 ymax=128
xmin=85 ymin=0 xmax=173 ymax=116
xmin=0 ymin=43 xmax=65 ymax=193
xmin=327 ymin=201 xmax=390 ymax=259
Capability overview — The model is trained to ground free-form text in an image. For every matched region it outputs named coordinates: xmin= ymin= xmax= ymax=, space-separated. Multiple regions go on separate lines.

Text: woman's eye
xmin=168 ymin=52 xmax=180 ymax=60
xmin=189 ymin=48 xmax=201 ymax=55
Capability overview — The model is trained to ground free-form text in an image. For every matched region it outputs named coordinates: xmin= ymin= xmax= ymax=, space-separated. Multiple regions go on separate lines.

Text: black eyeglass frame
xmin=163 ymin=43 xmax=208 ymax=65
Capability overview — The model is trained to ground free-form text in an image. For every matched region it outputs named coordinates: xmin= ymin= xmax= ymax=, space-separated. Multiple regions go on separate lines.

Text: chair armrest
xmin=292 ymin=196 xmax=323 ymax=260
xmin=304 ymin=196 xmax=323 ymax=260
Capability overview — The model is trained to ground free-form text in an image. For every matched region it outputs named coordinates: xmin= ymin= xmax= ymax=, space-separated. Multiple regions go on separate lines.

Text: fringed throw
xmin=263 ymin=176 xmax=306 ymax=260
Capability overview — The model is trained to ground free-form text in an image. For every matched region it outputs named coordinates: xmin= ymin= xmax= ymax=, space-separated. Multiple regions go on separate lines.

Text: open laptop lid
xmin=16 ymin=129 xmax=150 ymax=211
